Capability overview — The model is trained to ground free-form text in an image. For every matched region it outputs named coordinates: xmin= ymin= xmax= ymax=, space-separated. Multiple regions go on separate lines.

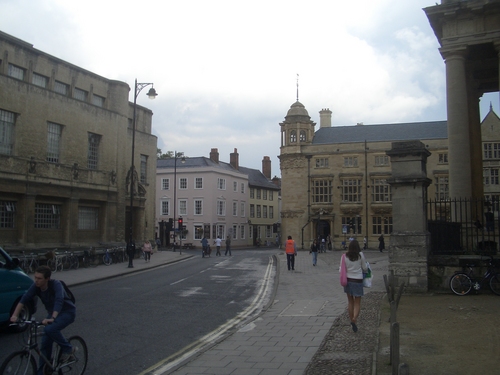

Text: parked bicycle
xmin=0 ymin=320 xmax=87 ymax=375
xmin=449 ymin=255 xmax=500 ymax=296
xmin=19 ymin=252 xmax=39 ymax=274
xmin=82 ymin=247 xmax=98 ymax=268
xmin=62 ymin=251 xmax=79 ymax=271
xmin=46 ymin=251 xmax=64 ymax=273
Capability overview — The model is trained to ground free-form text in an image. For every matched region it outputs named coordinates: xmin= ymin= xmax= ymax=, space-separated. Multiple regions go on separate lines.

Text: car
xmin=0 ymin=246 xmax=37 ymax=332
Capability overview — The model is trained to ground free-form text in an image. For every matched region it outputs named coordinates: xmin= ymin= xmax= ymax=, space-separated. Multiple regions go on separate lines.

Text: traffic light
xmin=178 ymin=217 xmax=183 ymax=230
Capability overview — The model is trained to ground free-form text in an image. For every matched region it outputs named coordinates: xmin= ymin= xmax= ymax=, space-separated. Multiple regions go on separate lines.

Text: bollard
xmin=391 ymin=322 xmax=400 ymax=375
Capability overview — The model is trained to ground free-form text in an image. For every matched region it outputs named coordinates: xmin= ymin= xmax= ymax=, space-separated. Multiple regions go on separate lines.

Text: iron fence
xmin=427 ymin=197 xmax=498 ymax=255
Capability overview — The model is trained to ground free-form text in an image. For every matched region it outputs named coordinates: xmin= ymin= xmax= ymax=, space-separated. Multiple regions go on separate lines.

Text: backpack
xmin=37 ymin=279 xmax=76 ymax=304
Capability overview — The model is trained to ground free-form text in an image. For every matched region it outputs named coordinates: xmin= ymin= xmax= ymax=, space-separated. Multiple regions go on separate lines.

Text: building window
xmin=315 ymin=158 xmax=329 ymax=168
xmin=263 ymin=190 xmax=267 ymax=200
xmin=269 ymin=191 xmax=273 ymax=201
xmin=372 ymin=216 xmax=392 ymax=235
xmin=162 ymin=178 xmax=170 ymax=190
xmin=256 ymin=189 xmax=261 ymax=199
xmin=0 ymin=201 xmax=16 ymax=228
xmin=485 ymin=195 xmax=500 ymax=212
xmin=240 ymin=225 xmax=245 ymax=239
xmin=0 ymin=109 xmax=15 ymax=155
xmin=484 ymin=143 xmax=500 ymax=159
xmin=217 ymin=178 xmax=226 ymax=190
xmin=8 ymin=64 xmax=25 ymax=80
xmin=140 ymin=155 xmax=147 ymax=184
xmin=438 ymin=153 xmax=448 ymax=164
xmin=46 ymin=122 xmax=62 ymax=163
xmin=34 ymin=204 xmax=61 ymax=229
xmin=371 ymin=178 xmax=391 ymax=202
xmin=233 ymin=181 xmax=238 ymax=192
xmin=240 ymin=202 xmax=245 ymax=217
xmin=241 ymin=183 xmax=245 ymax=193
xmin=435 ymin=176 xmax=449 ymax=200
xmin=266 ymin=225 xmax=272 ymax=238
xmin=290 ymin=130 xmax=297 ymax=143
xmin=312 ymin=179 xmax=332 ymax=203
xmin=250 ymin=204 xmax=255 ymax=218
xmin=73 ymin=87 xmax=88 ymax=101
xmin=179 ymin=200 xmax=187 ymax=215
xmin=249 ymin=225 xmax=253 ymax=238
xmin=194 ymin=225 xmax=203 ymax=240
xmin=484 ymin=168 xmax=499 ymax=185
xmin=32 ymin=73 xmax=48 ymax=88
xmin=269 ymin=206 xmax=274 ymax=219
xmin=257 ymin=205 xmax=261 ymax=218
xmin=232 ymin=225 xmax=238 ymax=240
xmin=92 ymin=94 xmax=105 ymax=107
xmin=217 ymin=200 xmax=226 ymax=216
xmin=217 ymin=225 xmax=225 ymax=240
xmin=179 ymin=178 xmax=187 ymax=189
xmin=87 ymin=133 xmax=101 ymax=170
xmin=78 ymin=207 xmax=98 ymax=230
xmin=341 ymin=179 xmax=362 ymax=202
xmin=233 ymin=201 xmax=238 ymax=216
xmin=263 ymin=205 xmax=267 ymax=218
xmin=161 ymin=201 xmax=169 ymax=215
xmin=344 ymin=157 xmax=358 ymax=168
xmin=194 ymin=200 xmax=203 ymax=215
xmin=299 ymin=130 xmax=306 ymax=142
xmin=375 ymin=155 xmax=389 ymax=166
xmin=343 ymin=216 xmax=362 ymax=235
xmin=195 ymin=178 xmax=203 ymax=189
xmin=54 ymin=81 xmax=68 ymax=95
xmin=250 ymin=188 xmax=254 ymax=199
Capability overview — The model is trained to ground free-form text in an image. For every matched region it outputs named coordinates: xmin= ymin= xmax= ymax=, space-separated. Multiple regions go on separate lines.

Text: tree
xmin=157 ymin=149 xmax=175 ymax=159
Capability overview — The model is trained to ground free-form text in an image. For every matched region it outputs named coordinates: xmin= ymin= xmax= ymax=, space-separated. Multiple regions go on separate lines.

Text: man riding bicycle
xmin=10 ymin=265 xmax=76 ymax=374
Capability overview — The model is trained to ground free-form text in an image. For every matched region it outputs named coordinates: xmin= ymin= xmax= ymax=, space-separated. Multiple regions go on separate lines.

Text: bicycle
xmin=19 ymin=252 xmax=39 ymax=274
xmin=62 ymin=251 xmax=79 ymax=271
xmin=46 ymin=251 xmax=64 ymax=273
xmin=449 ymin=256 xmax=500 ymax=296
xmin=0 ymin=320 xmax=87 ymax=375
xmin=102 ymin=248 xmax=113 ymax=266
xmin=82 ymin=247 xmax=98 ymax=268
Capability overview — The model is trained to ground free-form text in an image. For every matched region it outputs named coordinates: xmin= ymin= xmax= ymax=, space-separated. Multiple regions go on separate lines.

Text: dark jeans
xmin=38 ymin=311 xmax=75 ymax=375
xmin=225 ymin=245 xmax=231 ymax=256
xmin=286 ymin=253 xmax=295 ymax=270
xmin=144 ymin=251 xmax=151 ymax=261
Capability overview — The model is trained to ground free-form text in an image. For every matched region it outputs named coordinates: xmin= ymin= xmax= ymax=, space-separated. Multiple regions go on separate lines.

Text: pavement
xmin=57 ymin=247 xmax=389 ymax=375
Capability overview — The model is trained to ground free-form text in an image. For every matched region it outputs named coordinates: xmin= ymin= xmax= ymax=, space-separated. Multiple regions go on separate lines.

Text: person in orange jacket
xmin=285 ymin=235 xmax=297 ymax=271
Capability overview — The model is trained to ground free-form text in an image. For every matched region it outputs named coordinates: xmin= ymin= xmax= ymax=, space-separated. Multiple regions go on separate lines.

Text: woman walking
xmin=142 ymin=240 xmax=153 ymax=262
xmin=310 ymin=239 xmax=319 ymax=266
xmin=341 ymin=239 xmax=367 ymax=332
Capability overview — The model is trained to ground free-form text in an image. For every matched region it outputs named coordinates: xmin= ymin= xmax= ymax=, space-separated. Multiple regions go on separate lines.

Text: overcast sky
xmin=1 ymin=0 xmax=499 ymax=176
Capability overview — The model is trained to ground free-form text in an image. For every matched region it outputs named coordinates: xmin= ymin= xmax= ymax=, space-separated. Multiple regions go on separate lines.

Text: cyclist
xmin=10 ymin=265 xmax=76 ymax=374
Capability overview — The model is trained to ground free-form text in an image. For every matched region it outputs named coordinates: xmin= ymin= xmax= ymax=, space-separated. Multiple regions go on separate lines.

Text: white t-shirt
xmin=214 ymin=238 xmax=222 ymax=247
xmin=344 ymin=252 xmax=368 ymax=280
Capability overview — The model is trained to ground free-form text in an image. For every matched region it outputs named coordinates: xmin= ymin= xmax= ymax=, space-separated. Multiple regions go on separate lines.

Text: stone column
xmin=443 ymin=49 xmax=472 ymax=198
xmin=386 ymin=141 xmax=431 ymax=293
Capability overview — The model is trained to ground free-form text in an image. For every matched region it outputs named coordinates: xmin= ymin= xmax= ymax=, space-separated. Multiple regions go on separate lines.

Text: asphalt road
xmin=0 ymin=250 xmax=275 ymax=374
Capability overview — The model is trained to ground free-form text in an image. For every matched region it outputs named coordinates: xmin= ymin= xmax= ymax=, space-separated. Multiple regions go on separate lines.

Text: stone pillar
xmin=386 ymin=141 xmax=431 ymax=293
xmin=443 ymin=49 xmax=472 ymax=198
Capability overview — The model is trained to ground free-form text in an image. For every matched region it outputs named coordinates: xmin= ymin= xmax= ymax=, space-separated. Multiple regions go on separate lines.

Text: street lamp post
xmin=128 ymin=79 xmax=157 ymax=268
xmin=172 ymin=151 xmax=185 ymax=254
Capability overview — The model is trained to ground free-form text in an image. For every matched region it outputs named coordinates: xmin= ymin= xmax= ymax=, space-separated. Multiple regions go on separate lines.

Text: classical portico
xmin=425 ymin=0 xmax=500 ymax=199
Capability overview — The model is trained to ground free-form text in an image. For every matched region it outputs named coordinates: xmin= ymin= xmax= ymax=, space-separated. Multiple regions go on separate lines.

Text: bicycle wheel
xmin=47 ymin=259 xmax=57 ymax=272
xmin=450 ymin=273 xmax=472 ymax=295
xmin=56 ymin=259 xmax=64 ymax=272
xmin=0 ymin=350 xmax=37 ymax=374
xmin=57 ymin=336 xmax=88 ymax=375
xmin=71 ymin=255 xmax=79 ymax=270
xmin=489 ymin=273 xmax=500 ymax=296
xmin=103 ymin=253 xmax=112 ymax=266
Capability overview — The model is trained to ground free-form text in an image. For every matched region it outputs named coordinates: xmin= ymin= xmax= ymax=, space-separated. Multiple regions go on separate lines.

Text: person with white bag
xmin=339 ymin=240 xmax=368 ymax=333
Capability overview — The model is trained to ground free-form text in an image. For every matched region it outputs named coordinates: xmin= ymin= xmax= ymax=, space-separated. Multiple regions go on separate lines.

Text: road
xmin=0 ymin=250 xmax=276 ymax=374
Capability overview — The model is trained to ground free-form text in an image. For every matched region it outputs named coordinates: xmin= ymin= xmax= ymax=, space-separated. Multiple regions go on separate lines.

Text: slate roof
xmin=312 ymin=121 xmax=448 ymax=145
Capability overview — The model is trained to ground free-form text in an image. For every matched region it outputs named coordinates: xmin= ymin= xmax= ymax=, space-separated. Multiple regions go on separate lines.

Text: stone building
xmin=156 ymin=148 xmax=280 ymax=248
xmin=0 ymin=31 xmax=157 ymax=249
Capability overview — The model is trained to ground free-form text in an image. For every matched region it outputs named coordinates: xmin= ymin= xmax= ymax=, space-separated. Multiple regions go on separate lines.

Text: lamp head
xmin=146 ymin=87 xmax=158 ymax=99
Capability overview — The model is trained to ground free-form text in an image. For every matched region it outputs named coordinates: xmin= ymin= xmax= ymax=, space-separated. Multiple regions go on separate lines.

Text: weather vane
xmin=296 ymin=73 xmax=299 ymax=102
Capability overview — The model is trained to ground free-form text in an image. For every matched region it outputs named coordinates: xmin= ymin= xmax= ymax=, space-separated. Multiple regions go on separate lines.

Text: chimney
xmin=319 ymin=108 xmax=332 ymax=128
xmin=262 ymin=156 xmax=271 ymax=179
xmin=230 ymin=148 xmax=239 ymax=170
xmin=210 ymin=148 xmax=219 ymax=163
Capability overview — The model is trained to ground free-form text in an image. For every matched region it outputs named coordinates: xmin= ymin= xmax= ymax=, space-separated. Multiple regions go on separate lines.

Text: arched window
xmin=290 ymin=130 xmax=297 ymax=143
xmin=299 ymin=130 xmax=306 ymax=142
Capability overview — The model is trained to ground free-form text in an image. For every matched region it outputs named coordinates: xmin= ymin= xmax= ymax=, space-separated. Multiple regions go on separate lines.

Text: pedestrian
xmin=378 ymin=234 xmax=385 ymax=252
xmin=310 ymin=239 xmax=319 ymax=266
xmin=201 ymin=237 xmax=209 ymax=257
xmin=341 ymin=240 xmax=368 ymax=333
xmin=156 ymin=237 xmax=161 ymax=251
xmin=11 ymin=266 xmax=76 ymax=372
xmin=327 ymin=235 xmax=332 ymax=250
xmin=285 ymin=235 xmax=297 ymax=271
xmin=225 ymin=235 xmax=232 ymax=256
xmin=142 ymin=240 xmax=152 ymax=262
xmin=485 ymin=208 xmax=494 ymax=232
xmin=363 ymin=236 xmax=367 ymax=250
xmin=321 ymin=237 xmax=326 ymax=253
xmin=214 ymin=237 xmax=222 ymax=256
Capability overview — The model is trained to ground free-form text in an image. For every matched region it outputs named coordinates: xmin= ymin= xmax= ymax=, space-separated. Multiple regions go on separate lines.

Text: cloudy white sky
xmin=1 ymin=0 xmax=499 ymax=176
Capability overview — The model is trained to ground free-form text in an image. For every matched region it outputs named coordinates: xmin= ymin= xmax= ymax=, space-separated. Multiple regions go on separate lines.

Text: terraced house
xmin=0 ymin=31 xmax=157 ymax=249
